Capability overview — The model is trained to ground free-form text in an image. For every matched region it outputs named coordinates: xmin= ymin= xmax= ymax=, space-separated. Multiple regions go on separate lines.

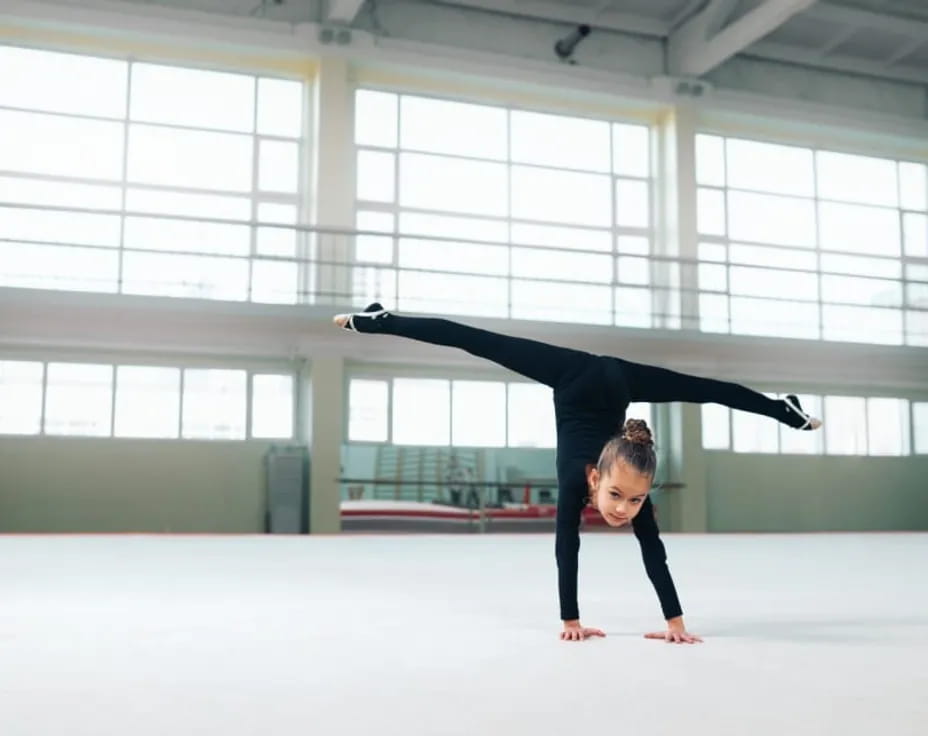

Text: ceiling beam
xmin=325 ymin=0 xmax=365 ymax=24
xmin=668 ymin=0 xmax=819 ymax=77
xmin=430 ymin=0 xmax=668 ymax=37
xmin=748 ymin=41 xmax=928 ymax=85
xmin=807 ymin=2 xmax=928 ymax=41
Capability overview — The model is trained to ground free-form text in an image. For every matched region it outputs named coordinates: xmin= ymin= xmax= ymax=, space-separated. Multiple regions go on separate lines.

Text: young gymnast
xmin=334 ymin=303 xmax=822 ymax=644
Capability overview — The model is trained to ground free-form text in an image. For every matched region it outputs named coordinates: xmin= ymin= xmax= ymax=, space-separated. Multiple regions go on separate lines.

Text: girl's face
xmin=585 ymin=459 xmax=651 ymax=527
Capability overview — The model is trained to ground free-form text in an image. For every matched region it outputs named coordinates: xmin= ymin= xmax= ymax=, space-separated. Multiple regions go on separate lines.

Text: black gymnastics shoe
xmin=333 ymin=302 xmax=391 ymax=333
xmin=782 ymin=394 xmax=822 ymax=430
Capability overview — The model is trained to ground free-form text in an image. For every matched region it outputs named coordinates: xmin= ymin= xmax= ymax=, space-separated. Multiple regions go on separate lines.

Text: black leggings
xmin=375 ymin=314 xmax=790 ymax=423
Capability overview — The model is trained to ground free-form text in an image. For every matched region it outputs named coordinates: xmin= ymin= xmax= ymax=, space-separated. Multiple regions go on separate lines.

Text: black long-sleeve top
xmin=552 ymin=355 xmax=683 ymax=623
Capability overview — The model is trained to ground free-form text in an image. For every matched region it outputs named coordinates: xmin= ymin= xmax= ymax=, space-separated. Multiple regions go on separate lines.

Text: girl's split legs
xmin=334 ymin=303 xmax=590 ymax=390
xmin=618 ymin=359 xmax=821 ymax=430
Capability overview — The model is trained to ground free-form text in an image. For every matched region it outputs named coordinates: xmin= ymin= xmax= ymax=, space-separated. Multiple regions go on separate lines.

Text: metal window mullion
xmin=118 ymin=61 xmax=133 ymax=294
xmin=506 ymin=108 xmax=513 ymax=320
xmin=246 ymin=371 xmax=254 ymax=440
xmin=249 ymin=77 xmax=260 ymax=304
xmin=386 ymin=377 xmax=394 ymax=445
xmin=393 ymin=98 xmax=402 ymax=308
xmin=178 ymin=368 xmax=186 ymax=440
xmin=812 ymin=148 xmax=824 ymax=340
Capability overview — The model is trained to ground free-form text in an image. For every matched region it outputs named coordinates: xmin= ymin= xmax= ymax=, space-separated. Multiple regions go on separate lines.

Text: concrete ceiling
xmin=87 ymin=0 xmax=928 ymax=85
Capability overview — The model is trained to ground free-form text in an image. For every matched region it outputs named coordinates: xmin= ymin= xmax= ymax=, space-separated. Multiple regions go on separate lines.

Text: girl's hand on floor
xmin=560 ymin=620 xmax=605 ymax=641
xmin=644 ymin=628 xmax=704 ymax=644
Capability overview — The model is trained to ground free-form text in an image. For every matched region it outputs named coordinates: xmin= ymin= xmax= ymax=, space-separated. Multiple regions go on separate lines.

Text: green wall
xmin=706 ymin=453 xmax=928 ymax=532
xmin=0 ymin=437 xmax=275 ymax=533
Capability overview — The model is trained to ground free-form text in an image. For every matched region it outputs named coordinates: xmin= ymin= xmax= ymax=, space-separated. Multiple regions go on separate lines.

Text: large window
xmin=702 ymin=394 xmax=916 ymax=456
xmin=353 ymin=89 xmax=661 ymax=327
xmin=696 ymin=135 xmax=928 ymax=346
xmin=0 ymin=359 xmax=293 ymax=440
xmin=0 ymin=45 xmax=306 ymax=304
xmin=347 ymin=377 xmax=655 ymax=449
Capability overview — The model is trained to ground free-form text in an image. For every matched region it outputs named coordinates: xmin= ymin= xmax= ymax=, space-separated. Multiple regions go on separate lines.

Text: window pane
xmin=507 ymin=383 xmax=555 ymax=448
xmin=824 ymin=396 xmax=867 ymax=454
xmin=257 ymin=203 xmax=299 ymax=256
xmin=513 ymin=247 xmax=612 ymax=284
xmin=400 ymin=212 xmax=507 ymax=243
xmin=355 ymin=90 xmax=398 ymax=148
xmin=817 ymin=151 xmax=898 ymax=207
xmin=727 ymin=139 xmax=814 ymax=197
xmin=0 ymin=242 xmax=119 ymax=293
xmin=122 ymin=252 xmax=248 ymax=300
xmin=357 ymin=150 xmax=396 ymax=203
xmin=699 ymin=292 xmax=729 ymax=333
xmin=0 ymin=109 xmax=124 ymax=180
xmin=0 ymin=361 xmax=43 ymax=435
xmin=779 ymin=394 xmax=823 ymax=454
xmin=252 ymin=374 xmax=293 ymax=439
xmin=699 ymin=242 xmax=727 ymax=262
xmin=511 ymin=110 xmax=609 ymax=172
xmin=698 ymin=263 xmax=727 ymax=291
xmin=818 ymin=201 xmax=900 ymax=256
xmin=2 ymin=206 xmax=121 ymax=247
xmin=728 ymin=191 xmax=816 ymax=247
xmin=730 ymin=266 xmax=818 ymax=300
xmin=349 ymin=379 xmax=388 ymax=442
xmin=126 ymin=188 xmax=251 ymax=220
xmin=612 ymin=123 xmax=649 ymax=178
xmin=402 ymin=96 xmax=506 ymax=160
xmin=914 ymin=403 xmax=928 ymax=454
xmin=732 ymin=404 xmax=779 ymax=453
xmin=867 ymin=398 xmax=909 ymax=456
xmin=615 ymin=286 xmax=653 ymax=328
xmin=617 ymin=235 xmax=650 ymax=255
xmin=899 ymin=162 xmax=927 ymax=211
xmin=114 ymin=366 xmax=180 ymax=438
xmin=124 ymin=216 xmax=250 ymax=255
xmin=356 ymin=211 xmax=394 ymax=263
xmin=904 ymin=213 xmax=927 ymax=257
xmin=698 ymin=188 xmax=726 ymax=236
xmin=512 ymin=280 xmax=611 ymax=325
xmin=259 ymin=140 xmax=299 ymax=193
xmin=615 ymin=178 xmax=649 ymax=228
xmin=730 ymin=297 xmax=820 ymax=340
xmin=820 ymin=253 xmax=901 ymax=279
xmin=512 ymin=223 xmax=611 ymax=252
xmin=182 ymin=369 xmax=246 ymax=440
xmin=0 ymin=46 xmax=127 ymax=117
xmin=397 ymin=271 xmax=505 ymax=317
xmin=512 ymin=166 xmax=611 ymax=227
xmin=45 ymin=363 xmax=112 ymax=437
xmin=701 ymin=404 xmax=730 ymax=449
xmin=392 ymin=378 xmax=449 ymax=446
xmin=400 ymin=153 xmax=507 ymax=217
xmin=257 ymin=77 xmax=303 ymax=138
xmin=617 ymin=256 xmax=650 ymax=285
xmin=400 ymin=237 xmax=507 ymax=275
xmin=822 ymin=305 xmax=903 ymax=345
xmin=131 ymin=63 xmax=254 ymax=133
xmin=729 ymin=243 xmax=817 ymax=270
xmin=128 ymin=124 xmax=253 ymax=191
xmin=251 ymin=259 xmax=299 ymax=305
xmin=452 ymin=381 xmax=505 ymax=447
xmin=821 ymin=275 xmax=902 ymax=308
xmin=0 ymin=176 xmax=121 ymax=211
xmin=696 ymin=134 xmax=725 ymax=186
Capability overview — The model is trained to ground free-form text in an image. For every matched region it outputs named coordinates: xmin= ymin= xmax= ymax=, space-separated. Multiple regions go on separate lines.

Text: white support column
xmin=665 ymin=404 xmax=709 ymax=533
xmin=668 ymin=0 xmax=818 ymax=77
xmin=657 ymin=102 xmax=699 ymax=331
xmin=307 ymin=357 xmax=345 ymax=534
xmin=311 ymin=56 xmax=355 ymax=308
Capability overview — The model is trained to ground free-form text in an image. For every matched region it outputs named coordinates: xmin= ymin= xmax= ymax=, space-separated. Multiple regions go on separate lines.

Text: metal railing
xmin=2 ymin=200 xmax=927 ymax=344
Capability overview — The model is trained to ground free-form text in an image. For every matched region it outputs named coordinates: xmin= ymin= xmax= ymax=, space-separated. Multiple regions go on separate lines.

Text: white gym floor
xmin=1 ymin=532 xmax=925 ymax=735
